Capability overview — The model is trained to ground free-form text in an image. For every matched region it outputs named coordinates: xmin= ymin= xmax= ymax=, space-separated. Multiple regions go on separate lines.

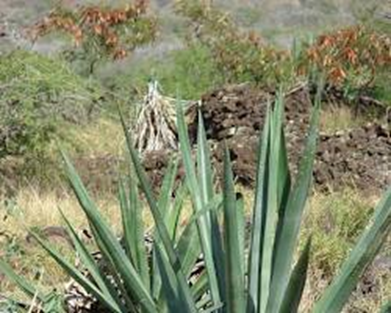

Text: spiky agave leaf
xmin=120 ymin=108 xmax=197 ymax=313
xmin=176 ymin=100 xmax=223 ymax=309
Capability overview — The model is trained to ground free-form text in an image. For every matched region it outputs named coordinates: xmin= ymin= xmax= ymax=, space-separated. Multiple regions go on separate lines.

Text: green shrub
xmin=104 ymin=44 xmax=224 ymax=100
xmin=0 ymin=50 xmax=103 ymax=159
xmin=372 ymin=71 xmax=391 ymax=106
xmin=1 ymin=87 xmax=391 ymax=312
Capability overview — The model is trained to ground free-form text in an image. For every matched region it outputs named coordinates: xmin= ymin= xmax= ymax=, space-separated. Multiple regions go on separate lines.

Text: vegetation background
xmin=0 ymin=0 xmax=390 ymax=312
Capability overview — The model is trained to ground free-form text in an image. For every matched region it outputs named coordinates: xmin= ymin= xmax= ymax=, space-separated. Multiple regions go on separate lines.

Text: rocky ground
xmin=141 ymin=83 xmax=390 ymax=194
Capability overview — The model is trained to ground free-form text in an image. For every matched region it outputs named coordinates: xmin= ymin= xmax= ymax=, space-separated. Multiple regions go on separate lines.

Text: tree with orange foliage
xmin=30 ymin=0 xmax=157 ymax=75
xmin=298 ymin=26 xmax=391 ymax=92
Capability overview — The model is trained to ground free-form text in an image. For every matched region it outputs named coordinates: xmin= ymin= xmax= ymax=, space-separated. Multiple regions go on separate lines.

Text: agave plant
xmin=1 ymin=88 xmax=391 ymax=313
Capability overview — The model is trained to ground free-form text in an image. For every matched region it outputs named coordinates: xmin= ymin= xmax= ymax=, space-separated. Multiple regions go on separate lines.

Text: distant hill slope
xmin=0 ymin=0 xmax=388 ymax=54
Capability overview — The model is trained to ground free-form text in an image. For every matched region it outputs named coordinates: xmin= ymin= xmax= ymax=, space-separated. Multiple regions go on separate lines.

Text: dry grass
xmin=0 ymin=187 xmax=121 ymax=235
xmin=0 ymin=187 xmax=121 ymax=297
xmin=319 ymin=104 xmax=367 ymax=134
xmin=61 ymin=117 xmax=125 ymax=158
xmin=300 ymin=188 xmax=391 ymax=312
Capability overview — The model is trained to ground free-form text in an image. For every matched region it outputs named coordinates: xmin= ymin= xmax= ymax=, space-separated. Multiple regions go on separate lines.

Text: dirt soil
xmin=143 ymin=83 xmax=390 ymax=194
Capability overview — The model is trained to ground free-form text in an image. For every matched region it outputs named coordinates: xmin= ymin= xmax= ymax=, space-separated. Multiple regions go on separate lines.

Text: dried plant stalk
xmin=134 ymin=81 xmax=193 ymax=155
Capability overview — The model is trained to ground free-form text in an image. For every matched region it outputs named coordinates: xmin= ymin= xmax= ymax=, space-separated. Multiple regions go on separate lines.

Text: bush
xmin=175 ymin=0 xmax=294 ymax=86
xmin=371 ymin=71 xmax=391 ymax=106
xmin=0 ymin=50 xmax=103 ymax=160
xmin=297 ymin=25 xmax=391 ymax=98
xmin=1 ymin=86 xmax=391 ymax=312
xmin=104 ymin=44 xmax=224 ymax=100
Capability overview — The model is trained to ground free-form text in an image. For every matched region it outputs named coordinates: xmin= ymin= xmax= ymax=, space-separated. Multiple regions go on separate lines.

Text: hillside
xmin=1 ymin=0 xmax=386 ymax=54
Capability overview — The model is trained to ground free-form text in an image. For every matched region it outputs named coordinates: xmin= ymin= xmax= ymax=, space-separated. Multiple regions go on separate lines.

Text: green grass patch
xmin=303 ymin=189 xmax=376 ymax=277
